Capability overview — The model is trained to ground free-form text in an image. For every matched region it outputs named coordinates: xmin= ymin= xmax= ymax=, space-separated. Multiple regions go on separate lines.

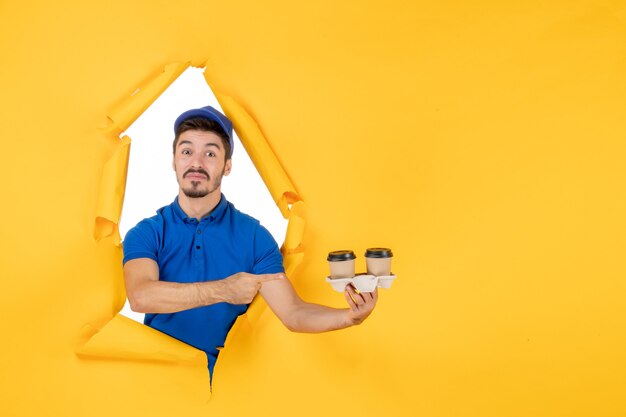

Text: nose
xmin=189 ymin=152 xmax=204 ymax=168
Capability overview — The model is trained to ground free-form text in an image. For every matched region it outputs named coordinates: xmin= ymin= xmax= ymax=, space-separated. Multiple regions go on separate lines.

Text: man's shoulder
xmin=126 ymin=201 xmax=175 ymax=236
xmin=225 ymin=200 xmax=262 ymax=228
xmin=129 ymin=214 xmax=162 ymax=233
xmin=223 ymin=200 xmax=279 ymax=249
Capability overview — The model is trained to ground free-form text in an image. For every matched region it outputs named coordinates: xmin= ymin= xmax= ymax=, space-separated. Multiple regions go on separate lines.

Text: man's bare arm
xmin=124 ymin=258 xmax=284 ymax=313
xmin=259 ymin=277 xmax=377 ymax=333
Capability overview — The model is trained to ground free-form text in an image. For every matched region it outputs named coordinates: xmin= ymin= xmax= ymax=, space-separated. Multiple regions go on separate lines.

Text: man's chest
xmin=157 ymin=224 xmax=256 ymax=282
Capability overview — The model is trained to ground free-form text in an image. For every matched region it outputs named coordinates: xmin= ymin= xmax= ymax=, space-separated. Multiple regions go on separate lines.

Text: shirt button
xmin=196 ymin=245 xmax=201 ymax=250
xmin=197 ymin=229 xmax=201 ymax=234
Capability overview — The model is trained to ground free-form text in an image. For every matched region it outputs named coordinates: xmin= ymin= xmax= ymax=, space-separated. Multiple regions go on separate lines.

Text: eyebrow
xmin=177 ymin=140 xmax=222 ymax=149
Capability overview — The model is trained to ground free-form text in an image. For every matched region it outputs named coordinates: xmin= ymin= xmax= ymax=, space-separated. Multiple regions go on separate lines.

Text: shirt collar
xmin=173 ymin=193 xmax=228 ymax=223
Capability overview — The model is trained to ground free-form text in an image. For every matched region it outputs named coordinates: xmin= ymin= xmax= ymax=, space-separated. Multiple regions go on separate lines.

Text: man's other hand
xmin=344 ymin=284 xmax=378 ymax=325
xmin=219 ymin=272 xmax=285 ymax=304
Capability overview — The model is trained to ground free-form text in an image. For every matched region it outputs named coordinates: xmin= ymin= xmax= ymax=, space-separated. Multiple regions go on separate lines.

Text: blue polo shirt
xmin=122 ymin=194 xmax=284 ymax=376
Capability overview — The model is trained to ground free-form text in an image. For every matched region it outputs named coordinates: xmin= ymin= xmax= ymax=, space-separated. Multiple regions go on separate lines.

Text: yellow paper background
xmin=1 ymin=1 xmax=625 ymax=416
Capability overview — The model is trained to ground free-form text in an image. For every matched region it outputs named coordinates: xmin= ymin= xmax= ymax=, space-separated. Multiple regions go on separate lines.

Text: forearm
xmin=260 ymin=278 xmax=372 ymax=333
xmin=287 ymin=302 xmax=352 ymax=333
xmin=129 ymin=280 xmax=224 ymax=314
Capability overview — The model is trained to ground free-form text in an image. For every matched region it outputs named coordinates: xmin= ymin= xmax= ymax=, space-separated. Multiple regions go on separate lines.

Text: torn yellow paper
xmin=76 ymin=314 xmax=207 ymax=366
xmin=94 ymin=135 xmax=131 ymax=243
xmin=106 ymin=62 xmax=190 ymax=134
xmin=215 ymin=92 xmax=301 ymax=218
xmin=283 ymin=200 xmax=306 ymax=278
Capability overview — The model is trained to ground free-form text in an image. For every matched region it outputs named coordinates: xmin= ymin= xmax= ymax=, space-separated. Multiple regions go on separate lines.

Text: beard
xmin=182 ymin=179 xmax=221 ymax=198
xmin=180 ymin=167 xmax=224 ymax=198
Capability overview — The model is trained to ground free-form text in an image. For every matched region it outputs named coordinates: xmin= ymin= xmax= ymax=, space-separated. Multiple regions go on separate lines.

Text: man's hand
xmin=217 ymin=272 xmax=285 ymax=305
xmin=344 ymin=284 xmax=378 ymax=325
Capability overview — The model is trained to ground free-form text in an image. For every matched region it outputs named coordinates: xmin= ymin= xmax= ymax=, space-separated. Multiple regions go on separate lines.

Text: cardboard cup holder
xmin=325 ymin=273 xmax=396 ymax=293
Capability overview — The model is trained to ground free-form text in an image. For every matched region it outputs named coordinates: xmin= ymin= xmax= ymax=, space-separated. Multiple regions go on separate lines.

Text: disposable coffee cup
xmin=327 ymin=250 xmax=356 ymax=279
xmin=365 ymin=248 xmax=393 ymax=276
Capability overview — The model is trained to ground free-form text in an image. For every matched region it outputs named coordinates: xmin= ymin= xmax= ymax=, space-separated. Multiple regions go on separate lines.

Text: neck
xmin=177 ymin=189 xmax=222 ymax=221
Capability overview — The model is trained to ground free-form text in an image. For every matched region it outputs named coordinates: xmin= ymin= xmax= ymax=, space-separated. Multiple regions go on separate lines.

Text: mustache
xmin=183 ymin=168 xmax=209 ymax=179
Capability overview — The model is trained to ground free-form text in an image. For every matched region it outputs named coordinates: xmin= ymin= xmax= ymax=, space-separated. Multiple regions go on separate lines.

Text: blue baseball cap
xmin=174 ymin=105 xmax=234 ymax=157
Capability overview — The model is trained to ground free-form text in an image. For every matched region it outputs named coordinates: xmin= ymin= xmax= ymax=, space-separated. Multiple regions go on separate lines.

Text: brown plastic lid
xmin=364 ymin=248 xmax=393 ymax=258
xmin=327 ymin=250 xmax=356 ymax=262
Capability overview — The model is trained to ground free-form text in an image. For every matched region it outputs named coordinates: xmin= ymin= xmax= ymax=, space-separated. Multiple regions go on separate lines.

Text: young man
xmin=122 ymin=106 xmax=377 ymax=376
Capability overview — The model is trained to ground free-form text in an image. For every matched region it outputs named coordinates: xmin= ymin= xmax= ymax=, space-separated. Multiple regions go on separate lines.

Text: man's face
xmin=173 ymin=129 xmax=232 ymax=198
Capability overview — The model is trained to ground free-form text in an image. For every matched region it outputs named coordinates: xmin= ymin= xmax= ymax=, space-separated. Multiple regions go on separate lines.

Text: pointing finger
xmin=257 ymin=273 xmax=286 ymax=282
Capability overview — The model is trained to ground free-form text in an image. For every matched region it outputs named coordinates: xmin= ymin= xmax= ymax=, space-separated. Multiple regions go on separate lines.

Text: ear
xmin=223 ymin=159 xmax=232 ymax=176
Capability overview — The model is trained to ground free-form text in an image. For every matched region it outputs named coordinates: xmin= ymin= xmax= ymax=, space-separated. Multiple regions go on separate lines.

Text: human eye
xmin=206 ymin=151 xmax=216 ymax=157
xmin=181 ymin=149 xmax=191 ymax=155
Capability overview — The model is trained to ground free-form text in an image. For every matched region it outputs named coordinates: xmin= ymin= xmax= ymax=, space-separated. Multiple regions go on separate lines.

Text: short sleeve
xmin=122 ymin=220 xmax=160 ymax=265
xmin=252 ymin=224 xmax=285 ymax=274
